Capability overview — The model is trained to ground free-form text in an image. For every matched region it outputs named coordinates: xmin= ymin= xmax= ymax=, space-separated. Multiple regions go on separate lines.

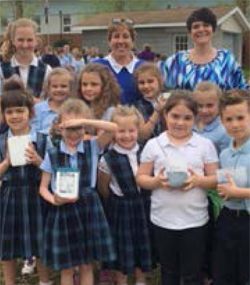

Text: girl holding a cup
xmin=136 ymin=90 xmax=218 ymax=285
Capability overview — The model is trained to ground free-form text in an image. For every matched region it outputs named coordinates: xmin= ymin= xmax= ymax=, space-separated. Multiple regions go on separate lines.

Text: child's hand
xmin=25 ymin=143 xmax=42 ymax=166
xmin=156 ymin=96 xmax=168 ymax=112
xmin=183 ymin=169 xmax=201 ymax=191
xmin=217 ymin=174 xmax=237 ymax=200
xmin=155 ymin=167 xmax=170 ymax=190
xmin=53 ymin=193 xmax=78 ymax=206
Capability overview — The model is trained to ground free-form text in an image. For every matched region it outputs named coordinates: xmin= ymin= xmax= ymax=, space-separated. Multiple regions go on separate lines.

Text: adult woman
xmin=95 ymin=18 xmax=144 ymax=104
xmin=162 ymin=7 xmax=249 ymax=91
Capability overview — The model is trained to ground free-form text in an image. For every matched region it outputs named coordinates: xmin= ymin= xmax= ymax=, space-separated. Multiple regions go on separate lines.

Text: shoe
xmin=21 ymin=258 xmax=36 ymax=275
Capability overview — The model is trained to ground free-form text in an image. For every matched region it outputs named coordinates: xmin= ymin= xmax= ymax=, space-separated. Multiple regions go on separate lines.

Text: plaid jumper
xmin=42 ymin=141 xmax=115 ymax=270
xmin=103 ymin=149 xmax=152 ymax=274
xmin=0 ymin=132 xmax=47 ymax=260
xmin=1 ymin=60 xmax=47 ymax=98
xmin=133 ymin=97 xmax=164 ymax=139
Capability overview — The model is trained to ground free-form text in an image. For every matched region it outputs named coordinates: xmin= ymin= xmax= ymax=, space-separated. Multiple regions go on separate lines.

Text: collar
xmin=157 ymin=132 xmax=198 ymax=148
xmin=105 ymin=53 xmax=139 ymax=73
xmin=228 ymin=136 xmax=250 ymax=154
xmin=8 ymin=128 xmax=37 ymax=142
xmin=60 ymin=139 xmax=85 ymax=155
xmin=11 ymin=55 xmax=38 ymax=68
xmin=194 ymin=117 xmax=220 ymax=132
xmin=113 ymin=143 xmax=139 ymax=155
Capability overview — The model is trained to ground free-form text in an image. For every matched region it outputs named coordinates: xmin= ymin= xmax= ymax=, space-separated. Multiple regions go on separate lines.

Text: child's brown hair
xmin=77 ymin=63 xmax=120 ymax=119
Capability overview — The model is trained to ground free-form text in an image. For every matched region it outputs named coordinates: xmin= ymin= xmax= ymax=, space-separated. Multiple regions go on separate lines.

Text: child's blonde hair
xmin=41 ymin=67 xmax=75 ymax=99
xmin=111 ymin=105 xmax=142 ymax=129
xmin=134 ymin=62 xmax=163 ymax=91
xmin=1 ymin=18 xmax=38 ymax=62
xmin=194 ymin=81 xmax=222 ymax=98
xmin=57 ymin=98 xmax=93 ymax=123
xmin=77 ymin=63 xmax=120 ymax=119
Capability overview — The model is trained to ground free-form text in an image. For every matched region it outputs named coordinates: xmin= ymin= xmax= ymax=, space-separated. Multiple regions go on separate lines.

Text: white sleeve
xmin=140 ymin=138 xmax=157 ymax=163
xmin=98 ymin=155 xmax=111 ymax=175
xmin=203 ymin=139 xmax=219 ymax=164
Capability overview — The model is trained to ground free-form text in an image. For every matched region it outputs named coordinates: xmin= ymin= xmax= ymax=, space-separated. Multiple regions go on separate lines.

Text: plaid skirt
xmin=42 ymin=190 xmax=115 ymax=271
xmin=0 ymin=182 xmax=44 ymax=260
xmin=104 ymin=194 xmax=152 ymax=274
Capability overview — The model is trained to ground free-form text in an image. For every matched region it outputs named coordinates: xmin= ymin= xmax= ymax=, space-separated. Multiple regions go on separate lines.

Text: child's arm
xmin=0 ymin=155 xmax=10 ymax=177
xmin=60 ymin=118 xmax=118 ymax=148
xmin=98 ymin=169 xmax=111 ymax=198
xmin=39 ymin=171 xmax=55 ymax=204
xmin=139 ymin=98 xmax=166 ymax=140
xmin=217 ymin=174 xmax=250 ymax=200
xmin=183 ymin=162 xmax=219 ymax=190
xmin=136 ymin=161 xmax=170 ymax=190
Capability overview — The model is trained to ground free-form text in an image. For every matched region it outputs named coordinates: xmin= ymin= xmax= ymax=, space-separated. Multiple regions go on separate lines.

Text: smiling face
xmin=190 ymin=21 xmax=214 ymax=46
xmin=137 ymin=71 xmax=161 ymax=100
xmin=221 ymin=101 xmax=250 ymax=147
xmin=12 ymin=26 xmax=37 ymax=60
xmin=109 ymin=26 xmax=134 ymax=59
xmin=114 ymin=115 xmax=138 ymax=150
xmin=194 ymin=90 xmax=219 ymax=125
xmin=4 ymin=106 xmax=31 ymax=135
xmin=80 ymin=72 xmax=102 ymax=103
xmin=164 ymin=103 xmax=195 ymax=141
xmin=49 ymin=75 xmax=71 ymax=104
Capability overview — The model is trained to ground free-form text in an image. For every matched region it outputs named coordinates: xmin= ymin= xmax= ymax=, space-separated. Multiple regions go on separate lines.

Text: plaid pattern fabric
xmin=103 ymin=150 xmax=152 ymax=274
xmin=133 ymin=98 xmax=164 ymax=138
xmin=0 ymin=132 xmax=47 ymax=260
xmin=42 ymin=141 xmax=115 ymax=270
xmin=1 ymin=60 xmax=47 ymax=98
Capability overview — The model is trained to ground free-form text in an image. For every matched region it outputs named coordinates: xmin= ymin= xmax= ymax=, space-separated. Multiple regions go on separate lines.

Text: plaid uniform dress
xmin=103 ymin=149 xmax=152 ymax=274
xmin=42 ymin=141 xmax=115 ymax=270
xmin=1 ymin=60 xmax=47 ymax=98
xmin=133 ymin=98 xmax=164 ymax=140
xmin=0 ymin=132 xmax=47 ymax=260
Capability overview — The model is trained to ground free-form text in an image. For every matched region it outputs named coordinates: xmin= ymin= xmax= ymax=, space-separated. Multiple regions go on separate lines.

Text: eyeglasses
xmin=111 ymin=18 xmax=134 ymax=26
xmin=64 ymin=126 xmax=84 ymax=134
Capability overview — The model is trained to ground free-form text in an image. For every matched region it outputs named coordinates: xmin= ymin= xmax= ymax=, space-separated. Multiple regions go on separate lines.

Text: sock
xmin=39 ymin=282 xmax=53 ymax=285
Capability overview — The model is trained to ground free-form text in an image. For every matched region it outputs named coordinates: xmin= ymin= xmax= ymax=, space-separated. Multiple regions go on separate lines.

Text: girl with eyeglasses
xmin=39 ymin=98 xmax=117 ymax=285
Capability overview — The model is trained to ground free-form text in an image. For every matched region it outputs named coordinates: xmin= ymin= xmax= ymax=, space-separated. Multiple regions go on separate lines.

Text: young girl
xmin=136 ymin=90 xmax=219 ymax=285
xmin=0 ymin=18 xmax=51 ymax=99
xmin=98 ymin=105 xmax=152 ymax=285
xmin=0 ymin=76 xmax=51 ymax=285
xmin=39 ymin=98 xmax=117 ymax=285
xmin=193 ymin=81 xmax=230 ymax=154
xmin=77 ymin=63 xmax=120 ymax=121
xmin=32 ymin=67 xmax=74 ymax=135
xmin=213 ymin=89 xmax=250 ymax=285
xmin=133 ymin=62 xmax=167 ymax=141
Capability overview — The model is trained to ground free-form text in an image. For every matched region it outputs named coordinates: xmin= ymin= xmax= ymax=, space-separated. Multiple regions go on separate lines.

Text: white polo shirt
xmin=140 ymin=131 xmax=218 ymax=230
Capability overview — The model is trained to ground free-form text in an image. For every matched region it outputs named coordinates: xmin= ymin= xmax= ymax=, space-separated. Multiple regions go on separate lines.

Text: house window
xmin=63 ymin=14 xmax=71 ymax=32
xmin=33 ymin=16 xmax=41 ymax=33
xmin=174 ymin=34 xmax=188 ymax=52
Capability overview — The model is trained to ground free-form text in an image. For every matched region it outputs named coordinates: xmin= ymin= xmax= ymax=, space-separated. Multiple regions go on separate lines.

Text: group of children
xmin=0 ymin=17 xmax=249 ymax=285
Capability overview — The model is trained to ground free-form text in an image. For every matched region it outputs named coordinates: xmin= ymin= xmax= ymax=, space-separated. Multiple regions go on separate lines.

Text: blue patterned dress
xmin=162 ymin=49 xmax=249 ymax=91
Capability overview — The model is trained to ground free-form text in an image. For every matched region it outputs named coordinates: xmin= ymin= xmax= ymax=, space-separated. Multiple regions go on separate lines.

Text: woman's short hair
xmin=186 ymin=7 xmax=217 ymax=32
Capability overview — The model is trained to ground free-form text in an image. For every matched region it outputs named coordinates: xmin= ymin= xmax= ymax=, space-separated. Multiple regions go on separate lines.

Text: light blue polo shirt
xmin=219 ymin=136 xmax=250 ymax=213
xmin=32 ymin=99 xmax=58 ymax=134
xmin=193 ymin=117 xmax=231 ymax=154
xmin=40 ymin=139 xmax=101 ymax=192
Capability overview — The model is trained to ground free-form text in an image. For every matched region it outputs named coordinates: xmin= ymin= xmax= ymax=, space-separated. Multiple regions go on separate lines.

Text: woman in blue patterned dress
xmin=162 ymin=7 xmax=249 ymax=91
